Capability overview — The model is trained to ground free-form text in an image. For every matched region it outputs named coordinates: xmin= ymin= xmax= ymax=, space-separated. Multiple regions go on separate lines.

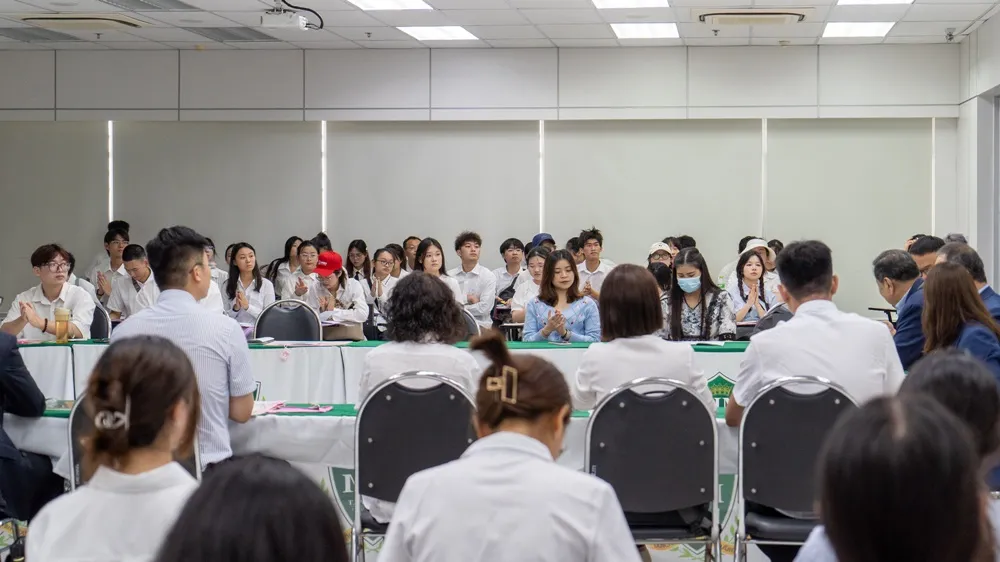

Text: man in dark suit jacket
xmin=0 ymin=332 xmax=63 ymax=520
xmin=937 ymin=242 xmax=1000 ymax=324
xmin=873 ymin=250 xmax=924 ymax=370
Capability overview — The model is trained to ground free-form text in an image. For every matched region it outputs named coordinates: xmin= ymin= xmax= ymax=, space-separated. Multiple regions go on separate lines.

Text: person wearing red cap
xmin=307 ymin=251 xmax=369 ymax=325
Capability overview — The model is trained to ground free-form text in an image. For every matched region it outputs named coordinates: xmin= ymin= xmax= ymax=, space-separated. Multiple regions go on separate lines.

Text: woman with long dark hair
xmin=414 ymin=237 xmax=462 ymax=302
xmin=225 ymin=242 xmax=275 ymax=324
xmin=279 ymin=241 xmax=319 ymax=301
xmin=922 ymin=262 xmax=1000 ymax=377
xmin=728 ymin=251 xmax=774 ymax=322
xmin=661 ymin=248 xmax=736 ymax=341
xmin=385 ymin=243 xmax=409 ymax=278
xmin=266 ymin=236 xmax=301 ymax=297
xmin=522 ymin=249 xmax=600 ymax=343
xmin=346 ymin=239 xmax=372 ymax=287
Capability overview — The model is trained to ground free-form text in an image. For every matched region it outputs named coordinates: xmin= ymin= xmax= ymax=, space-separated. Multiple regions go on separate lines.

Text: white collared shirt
xmin=379 ymin=432 xmax=641 ymax=562
xmin=370 ymin=274 xmax=399 ymax=307
xmin=2 ymin=283 xmax=95 ymax=340
xmin=107 ymin=271 xmax=154 ymax=318
xmin=725 ymin=270 xmax=781 ymax=297
xmin=28 ymin=462 xmax=197 ymax=562
xmin=307 ymin=278 xmax=370 ymax=324
xmin=492 ymin=265 xmax=527 ymax=296
xmin=273 ymin=262 xmax=296 ymax=296
xmin=112 ymin=290 xmax=255 ymax=466
xmin=69 ymin=273 xmax=100 ymax=306
xmin=573 ymin=334 xmax=715 ymax=411
xmin=578 ymin=261 xmax=615 ymax=293
xmin=139 ymin=280 xmax=224 ymax=314
xmin=280 ymin=270 xmax=318 ymax=302
xmin=89 ymin=262 xmax=128 ymax=305
xmin=447 ymin=263 xmax=497 ymax=328
xmin=225 ymin=276 xmax=276 ymax=324
xmin=732 ymin=299 xmax=905 ymax=408
xmin=511 ymin=280 xmax=540 ymax=311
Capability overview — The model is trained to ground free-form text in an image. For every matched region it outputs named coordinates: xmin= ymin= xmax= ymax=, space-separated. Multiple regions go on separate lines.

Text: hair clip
xmin=486 ymin=365 xmax=518 ymax=405
xmin=94 ymin=396 xmax=131 ymax=431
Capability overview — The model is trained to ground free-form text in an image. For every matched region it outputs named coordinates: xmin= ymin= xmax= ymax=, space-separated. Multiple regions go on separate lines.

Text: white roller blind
xmin=326 ymin=122 xmax=540 ymax=271
xmin=765 ymin=119 xmax=932 ymax=314
xmin=0 ymin=122 xmax=107 ymax=305
xmin=544 ymin=120 xmax=763 ymax=275
xmin=114 ymin=122 xmax=322 ymax=265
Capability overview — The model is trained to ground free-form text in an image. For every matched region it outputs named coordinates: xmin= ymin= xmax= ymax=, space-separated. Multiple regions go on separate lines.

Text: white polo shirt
xmin=107 ymin=271 xmax=154 ymax=318
xmin=732 ymin=299 xmax=905 ymax=408
xmin=448 ymin=264 xmax=497 ymax=328
xmin=577 ymin=261 xmax=614 ymax=293
xmin=2 ymin=283 xmax=95 ymax=340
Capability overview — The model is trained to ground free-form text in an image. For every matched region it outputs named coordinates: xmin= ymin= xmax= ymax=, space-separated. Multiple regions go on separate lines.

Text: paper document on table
xmin=248 ymin=337 xmax=275 ymax=344
xmin=694 ymin=341 xmax=726 ymax=346
xmin=252 ymin=401 xmax=285 ymax=417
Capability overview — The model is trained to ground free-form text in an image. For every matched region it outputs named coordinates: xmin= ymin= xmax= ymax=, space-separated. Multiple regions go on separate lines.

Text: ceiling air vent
xmin=21 ymin=13 xmax=148 ymax=30
xmin=0 ymin=27 xmax=80 ymax=40
xmin=184 ymin=27 xmax=279 ymax=42
xmin=692 ymin=8 xmax=813 ymax=26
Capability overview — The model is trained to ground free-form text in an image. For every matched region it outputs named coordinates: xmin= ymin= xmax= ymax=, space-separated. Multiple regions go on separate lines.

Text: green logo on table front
xmin=708 ymin=373 xmax=735 ymax=410
xmin=330 ymin=467 xmax=356 ymax=516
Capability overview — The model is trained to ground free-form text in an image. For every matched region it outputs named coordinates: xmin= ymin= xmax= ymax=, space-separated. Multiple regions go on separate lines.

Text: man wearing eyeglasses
xmin=1 ymin=244 xmax=96 ymax=340
xmin=88 ymin=227 xmax=130 ymax=306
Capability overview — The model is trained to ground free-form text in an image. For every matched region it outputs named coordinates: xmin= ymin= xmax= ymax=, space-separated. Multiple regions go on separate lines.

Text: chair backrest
xmin=253 ymin=299 xmax=321 ymax=341
xmin=586 ymin=378 xmax=718 ymax=515
xmin=461 ymin=309 xmax=480 ymax=341
xmin=355 ymin=372 xmax=476 ymax=510
xmin=740 ymin=376 xmax=857 ymax=514
xmin=90 ymin=306 xmax=112 ymax=339
xmin=68 ymin=393 xmax=201 ymax=490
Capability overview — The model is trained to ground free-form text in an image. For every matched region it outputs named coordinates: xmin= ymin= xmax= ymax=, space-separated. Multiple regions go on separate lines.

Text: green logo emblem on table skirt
xmin=709 ymin=373 xmax=735 ymax=411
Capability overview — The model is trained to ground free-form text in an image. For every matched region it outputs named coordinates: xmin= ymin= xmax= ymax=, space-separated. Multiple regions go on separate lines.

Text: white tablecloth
xmin=20 ymin=345 xmax=74 ymax=400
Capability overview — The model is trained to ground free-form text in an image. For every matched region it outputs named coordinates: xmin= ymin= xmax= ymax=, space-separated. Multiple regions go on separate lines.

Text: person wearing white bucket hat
xmin=721 ymin=239 xmax=781 ymax=297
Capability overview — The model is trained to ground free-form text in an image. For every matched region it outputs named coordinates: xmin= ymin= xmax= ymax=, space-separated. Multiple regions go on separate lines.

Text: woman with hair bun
xmin=28 ymin=336 xmax=201 ymax=562
xmin=379 ymin=331 xmax=641 ymax=562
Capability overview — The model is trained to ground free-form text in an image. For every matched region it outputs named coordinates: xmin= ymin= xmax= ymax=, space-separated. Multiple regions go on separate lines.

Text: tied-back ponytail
xmin=469 ymin=331 xmax=571 ymax=429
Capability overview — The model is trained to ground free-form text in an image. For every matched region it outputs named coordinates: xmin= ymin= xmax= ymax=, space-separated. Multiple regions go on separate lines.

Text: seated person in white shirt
xmin=492 ymin=238 xmax=526 ymax=302
xmin=204 ymin=237 xmax=229 ymax=291
xmin=386 ymin=243 xmax=409 ymax=279
xmin=307 ymin=251 xmax=369 ymax=324
xmin=224 ymin=242 xmax=276 ymax=324
xmin=379 ymin=331 xmax=641 ymax=562
xmin=312 ymin=232 xmax=333 ymax=253
xmin=265 ymin=236 xmax=302 ymax=299
xmin=414 ymin=238 xmax=463 ymax=304
xmin=67 ymin=253 xmax=100 ymax=306
xmin=574 ymin=264 xmax=714 ymax=411
xmin=566 ymin=236 xmax=585 ymax=265
xmin=716 ymin=235 xmax=758 ymax=288
xmin=511 ymin=246 xmax=550 ymax=323
xmin=724 ymin=239 xmax=780 ymax=297
xmin=280 ymin=240 xmax=320 ymax=301
xmin=728 ymin=250 xmax=777 ymax=323
xmin=577 ymin=227 xmax=614 ymax=301
xmin=370 ymin=248 xmax=400 ymax=337
xmin=403 ymin=236 xmax=421 ymax=272
xmin=27 ymin=335 xmax=200 ymax=562
xmin=83 ymin=220 xmax=129 ymax=292
xmin=90 ymin=227 xmax=130 ymax=306
xmin=346 ymin=239 xmax=373 ymax=295
xmin=223 ymin=243 xmax=236 ymax=267
xmin=2 ymin=244 xmax=95 ymax=340
xmin=448 ymin=232 xmax=497 ymax=330
xmin=107 ymin=244 xmax=155 ymax=320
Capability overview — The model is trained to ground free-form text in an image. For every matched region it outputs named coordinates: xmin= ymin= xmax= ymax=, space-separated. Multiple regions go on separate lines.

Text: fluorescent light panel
xmin=345 ymin=0 xmax=432 ymax=10
xmin=823 ymin=21 xmax=894 ymax=37
xmin=837 ymin=0 xmax=911 ymax=5
xmin=593 ymin=0 xmax=670 ymax=7
xmin=611 ymin=22 xmax=678 ymax=38
xmin=398 ymin=25 xmax=477 ymax=40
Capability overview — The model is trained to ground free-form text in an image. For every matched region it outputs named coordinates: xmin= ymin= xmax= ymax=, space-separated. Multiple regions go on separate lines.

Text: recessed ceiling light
xmin=837 ymin=0 xmax=911 ymax=5
xmin=345 ymin=0 xmax=432 ymax=9
xmin=611 ymin=22 xmax=678 ymax=38
xmin=398 ymin=26 xmax=477 ymax=41
xmin=822 ymin=21 xmax=894 ymax=37
xmin=593 ymin=0 xmax=670 ymax=7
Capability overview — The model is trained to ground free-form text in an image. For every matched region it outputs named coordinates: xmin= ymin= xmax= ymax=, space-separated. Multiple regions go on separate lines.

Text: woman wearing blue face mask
xmin=661 ymin=248 xmax=736 ymax=341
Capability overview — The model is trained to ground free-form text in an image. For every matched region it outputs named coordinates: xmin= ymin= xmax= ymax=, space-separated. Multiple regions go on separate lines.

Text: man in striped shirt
xmin=112 ymin=226 xmax=255 ymax=470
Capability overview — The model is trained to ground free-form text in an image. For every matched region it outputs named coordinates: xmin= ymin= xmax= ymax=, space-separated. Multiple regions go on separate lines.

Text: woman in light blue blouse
xmin=523 ymin=249 xmax=600 ymax=343
xmin=728 ymin=250 xmax=775 ymax=323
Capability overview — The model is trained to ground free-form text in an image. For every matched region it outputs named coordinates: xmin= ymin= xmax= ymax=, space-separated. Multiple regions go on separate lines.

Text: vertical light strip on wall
xmin=107 ymin=121 xmax=114 ymax=222
xmin=321 ymin=121 xmax=328 ymax=233
xmin=539 ymin=120 xmax=545 ymax=232
xmin=931 ymin=118 xmax=937 ymax=235
xmin=759 ymin=119 xmax=767 ymax=237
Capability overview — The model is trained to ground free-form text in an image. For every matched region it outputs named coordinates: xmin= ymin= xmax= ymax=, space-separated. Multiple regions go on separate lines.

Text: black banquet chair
xmin=461 ymin=309 xmax=480 ymax=341
xmin=585 ymin=377 xmax=720 ymax=561
xmin=352 ymin=372 xmax=477 ymax=562
xmin=68 ymin=394 xmax=201 ymax=490
xmin=90 ymin=305 xmax=112 ymax=340
xmin=253 ymin=299 xmax=321 ymax=341
xmin=735 ymin=375 xmax=856 ymax=561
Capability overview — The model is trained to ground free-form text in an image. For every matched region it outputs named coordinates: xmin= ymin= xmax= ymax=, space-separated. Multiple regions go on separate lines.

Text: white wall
xmin=0 ymin=45 xmax=960 ymax=121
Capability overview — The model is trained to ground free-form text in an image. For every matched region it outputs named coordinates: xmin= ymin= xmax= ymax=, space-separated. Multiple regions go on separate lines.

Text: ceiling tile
xmin=684 ymin=36 xmax=749 ymax=44
xmin=328 ymin=24 xmax=408 ymax=39
xmin=678 ymin=22 xmax=748 ymax=36
xmin=307 ymin=0 xmax=354 ymax=8
xmin=617 ymin=36 xmax=681 ymax=45
xmin=291 ymin=38 xmax=357 ymax=46
xmin=163 ymin=39 xmax=235 ymax=47
xmin=752 ymin=22 xmax=824 ymax=37
xmin=889 ymin=20 xmax=968 ymax=34
xmin=550 ymin=37 xmax=618 ymax=46
xmin=0 ymin=40 xmax=50 ymax=47
xmin=228 ymin=39 xmax=295 ymax=47
xmin=0 ymin=0 xmax=47 ymax=12
xmin=100 ymin=40 xmax=170 ymax=47
xmin=882 ymin=34 xmax=950 ymax=42
xmin=179 ymin=0 xmax=271 ymax=11
xmin=537 ymin=22 xmax=612 ymax=37
xmin=245 ymin=26 xmax=331 ymax=39
xmin=485 ymin=37 xmax=553 ymax=46
xmin=439 ymin=9 xmax=528 ymax=25
xmin=422 ymin=38 xmax=487 ymax=46
xmin=826 ymin=4 xmax=909 ymax=21
xmin=750 ymin=36 xmax=816 ymax=44
xmin=818 ymin=36 xmax=885 ymax=44
xmin=671 ymin=0 xmax=751 ymax=7
xmin=137 ymin=11 xmax=245 ymax=26
xmin=126 ymin=26 xmax=213 ymax=40
xmin=19 ymin=0 xmax=124 ymax=11
xmin=508 ymin=0 xmax=592 ymax=7
xmin=464 ymin=24 xmax=543 ymax=38
xmin=0 ymin=16 xmax=31 ymax=26
xmin=597 ymin=7 xmax=675 ymax=22
xmin=520 ymin=8 xmax=603 ymax=24
xmin=914 ymin=0 xmax=988 ymax=4
xmin=426 ymin=0 xmax=510 ymax=7
xmin=753 ymin=0 xmax=833 ymax=6
xmin=60 ymin=29 xmax=142 ymax=40
xmin=204 ymin=10 xmax=264 ymax=24
xmin=367 ymin=9 xmax=456 ymax=26
xmin=902 ymin=3 xmax=991 ymax=20
xmin=353 ymin=38 xmax=421 ymax=46
xmin=44 ymin=40 xmax=109 ymax=47
xmin=314 ymin=9 xmax=384 ymax=25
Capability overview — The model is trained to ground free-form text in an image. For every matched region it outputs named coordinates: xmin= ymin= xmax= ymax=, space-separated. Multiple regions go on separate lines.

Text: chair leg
xmin=355 ymin=532 xmax=365 ymax=562
xmin=702 ymin=540 xmax=713 ymax=562
xmin=735 ymin=535 xmax=745 ymax=562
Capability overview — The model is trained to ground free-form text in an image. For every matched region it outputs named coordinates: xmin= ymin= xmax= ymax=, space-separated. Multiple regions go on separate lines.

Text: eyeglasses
xmin=376 ymin=259 xmax=394 ymax=267
xmin=108 ymin=239 xmax=128 ymax=247
xmin=41 ymin=261 xmax=69 ymax=272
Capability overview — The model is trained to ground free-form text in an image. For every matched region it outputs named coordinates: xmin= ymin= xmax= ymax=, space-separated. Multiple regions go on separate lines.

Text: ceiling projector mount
xmin=261 ymin=0 xmax=323 ymax=31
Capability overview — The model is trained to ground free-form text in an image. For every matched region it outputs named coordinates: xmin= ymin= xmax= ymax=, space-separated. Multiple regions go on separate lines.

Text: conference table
xmin=19 ymin=340 xmax=749 ymax=409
